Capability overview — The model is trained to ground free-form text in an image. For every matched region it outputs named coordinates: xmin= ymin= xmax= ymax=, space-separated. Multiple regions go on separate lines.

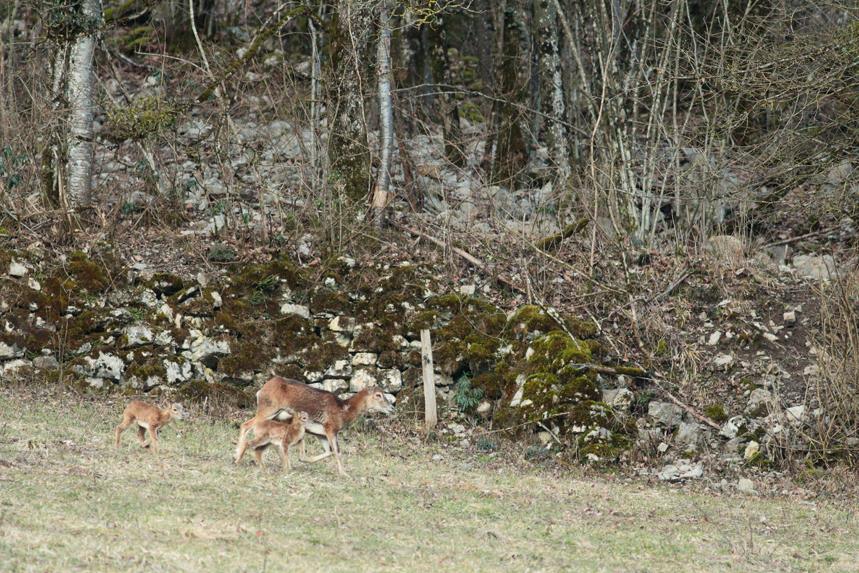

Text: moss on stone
xmin=220 ymin=339 xmax=273 ymax=377
xmin=176 ymin=379 xmax=254 ymax=409
xmin=352 ymin=325 xmax=398 ymax=354
xmin=311 ymin=288 xmax=352 ymax=314
xmin=704 ymin=403 xmax=728 ymax=423
xmin=301 ymin=341 xmax=349 ymax=372
xmin=147 ymin=272 xmax=185 ymax=297
xmin=67 ymin=251 xmax=111 ymax=292
xmin=126 ymin=358 xmax=166 ymax=381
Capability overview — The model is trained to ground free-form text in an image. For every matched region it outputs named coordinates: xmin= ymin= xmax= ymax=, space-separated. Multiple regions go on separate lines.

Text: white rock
xmin=304 ymin=370 xmax=324 ymax=383
xmin=476 ymin=400 xmax=492 ymax=417
xmin=459 ymin=284 xmax=476 ymax=296
xmin=793 ymin=254 xmax=838 ymax=282
xmin=349 ymin=369 xmax=378 ymax=392
xmin=737 ymin=478 xmax=757 ymax=495
xmin=658 ymin=461 xmax=703 ymax=481
xmin=210 ymin=291 xmax=223 ymax=309
xmin=8 ymin=260 xmax=27 ymax=277
xmin=603 ymin=388 xmax=634 ymax=411
xmin=746 ymin=388 xmax=773 ymax=414
xmin=86 ymin=377 xmax=105 ymax=389
xmin=707 ymin=331 xmax=722 ymax=346
xmin=163 ymin=360 xmax=193 ymax=384
xmin=657 ymin=442 xmax=669 ymax=453
xmin=449 ymin=422 xmax=466 ymax=435
xmin=123 ymin=325 xmax=154 ymax=348
xmin=2 ymin=359 xmax=31 ymax=375
xmin=328 ymin=316 xmax=356 ymax=333
xmin=509 ymin=374 xmax=527 ymax=407
xmin=159 ymin=303 xmax=174 ymax=321
xmin=648 ymin=401 xmax=684 ymax=428
xmin=783 ymin=310 xmax=796 ymax=325
xmin=323 ymin=378 xmax=349 ymax=394
xmin=744 ymin=441 xmax=760 ymax=461
xmin=28 ymin=277 xmax=41 ymax=291
xmin=188 ymin=335 xmax=230 ymax=363
xmin=351 ymin=352 xmax=377 ymax=366
xmin=785 ymin=405 xmax=806 ymax=426
xmin=676 ymin=422 xmax=704 ymax=449
xmin=33 ymin=355 xmax=59 ymax=370
xmin=719 ymin=416 xmax=747 ymax=439
xmin=0 ymin=341 xmax=23 ymax=359
xmin=325 ymin=359 xmax=352 ymax=378
xmin=280 ymin=303 xmax=310 ymax=318
xmin=714 ymin=353 xmax=734 ymax=368
xmin=379 ymin=369 xmax=402 ymax=392
xmin=763 ymin=332 xmax=778 ymax=343
xmin=83 ymin=352 xmax=125 ymax=381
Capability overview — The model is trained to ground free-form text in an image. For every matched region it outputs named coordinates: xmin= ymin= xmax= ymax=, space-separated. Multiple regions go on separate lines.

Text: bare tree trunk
xmin=65 ymin=0 xmax=101 ymax=209
xmin=308 ymin=6 xmax=323 ymax=193
xmin=536 ymin=0 xmax=569 ymax=182
xmin=371 ymin=0 xmax=394 ymax=228
xmin=327 ymin=2 xmax=372 ymax=201
xmin=426 ymin=14 xmax=465 ymax=167
xmin=489 ymin=1 xmax=528 ymax=186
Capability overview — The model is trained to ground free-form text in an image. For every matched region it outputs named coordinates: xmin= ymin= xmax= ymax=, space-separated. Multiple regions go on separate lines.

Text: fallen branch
xmin=397 ymin=224 xmax=526 ymax=294
xmin=760 ymin=225 xmax=840 ymax=250
xmin=534 ymin=217 xmax=589 ymax=251
xmin=648 ymin=374 xmax=722 ymax=431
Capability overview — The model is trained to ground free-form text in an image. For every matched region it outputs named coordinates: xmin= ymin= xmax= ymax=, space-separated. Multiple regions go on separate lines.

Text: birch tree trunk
xmin=535 ymin=0 xmax=569 ymax=183
xmin=65 ymin=0 xmax=101 ymax=209
xmin=371 ymin=0 xmax=393 ymax=228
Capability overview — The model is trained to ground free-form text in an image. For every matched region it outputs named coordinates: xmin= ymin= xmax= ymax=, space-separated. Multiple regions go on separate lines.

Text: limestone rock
xmin=349 ymin=369 xmax=378 ymax=392
xmin=603 ymin=388 xmax=634 ymax=411
xmin=33 ymin=355 xmax=59 ymax=370
xmin=648 ymin=401 xmax=684 ymax=428
xmin=658 ymin=461 xmax=703 ymax=481
xmin=379 ymin=368 xmax=403 ymax=392
xmin=123 ymin=325 xmax=154 ymax=348
xmin=280 ymin=303 xmax=310 ymax=318
xmin=351 ymin=352 xmax=377 ymax=366
xmin=0 ymin=341 xmax=23 ymax=360
xmin=328 ymin=316 xmax=356 ymax=333
xmin=8 ymin=260 xmax=27 ymax=277
xmin=81 ymin=352 xmax=125 ymax=381
xmin=793 ymin=254 xmax=838 ymax=281
xmin=325 ymin=359 xmax=352 ymax=379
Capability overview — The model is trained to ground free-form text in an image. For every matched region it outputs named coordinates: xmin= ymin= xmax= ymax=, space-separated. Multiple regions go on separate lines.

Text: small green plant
xmin=452 ymin=374 xmax=483 ymax=413
xmin=105 ymin=96 xmax=179 ymax=142
xmin=128 ymin=307 xmax=145 ymax=322
xmin=524 ymin=445 xmax=551 ymax=462
xmin=207 ymin=243 xmax=237 ymax=263
xmin=0 ymin=145 xmax=26 ymax=191
xmin=475 ymin=436 xmax=497 ymax=452
xmin=249 ymin=274 xmax=279 ymax=305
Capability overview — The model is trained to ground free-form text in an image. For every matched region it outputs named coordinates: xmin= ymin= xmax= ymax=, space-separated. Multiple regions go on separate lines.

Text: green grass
xmin=1 ymin=387 xmax=857 ymax=572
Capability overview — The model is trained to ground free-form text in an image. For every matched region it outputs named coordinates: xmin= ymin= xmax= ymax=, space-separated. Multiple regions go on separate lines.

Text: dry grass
xmin=0 ymin=385 xmax=857 ymax=572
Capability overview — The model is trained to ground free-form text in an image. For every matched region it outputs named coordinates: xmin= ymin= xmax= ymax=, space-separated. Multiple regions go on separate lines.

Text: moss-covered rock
xmin=176 ymin=379 xmax=254 ymax=409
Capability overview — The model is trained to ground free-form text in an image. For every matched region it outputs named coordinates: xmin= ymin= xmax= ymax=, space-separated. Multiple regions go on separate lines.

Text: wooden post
xmin=420 ymin=329 xmax=437 ymax=432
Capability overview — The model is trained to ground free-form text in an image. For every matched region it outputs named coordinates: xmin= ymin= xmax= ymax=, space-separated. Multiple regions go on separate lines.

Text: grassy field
xmin=0 ymin=387 xmax=857 ymax=572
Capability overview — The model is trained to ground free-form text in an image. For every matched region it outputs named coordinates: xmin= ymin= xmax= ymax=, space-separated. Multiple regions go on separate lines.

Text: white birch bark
xmin=65 ymin=0 xmax=101 ymax=208
xmin=371 ymin=1 xmax=393 ymax=225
